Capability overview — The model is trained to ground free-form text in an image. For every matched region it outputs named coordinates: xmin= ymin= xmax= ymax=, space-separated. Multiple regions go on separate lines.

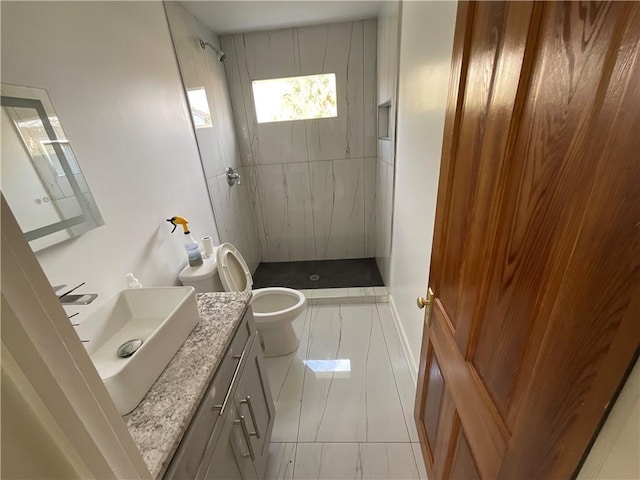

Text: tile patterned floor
xmin=264 ymin=303 xmax=427 ymax=480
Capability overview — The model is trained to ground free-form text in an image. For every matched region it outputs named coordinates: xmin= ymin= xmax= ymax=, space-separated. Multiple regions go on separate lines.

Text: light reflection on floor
xmin=303 ymin=359 xmax=351 ymax=378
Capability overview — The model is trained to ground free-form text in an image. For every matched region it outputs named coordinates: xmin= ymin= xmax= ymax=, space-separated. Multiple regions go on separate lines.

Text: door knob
xmin=417 ymin=287 xmax=434 ymax=309
xmin=417 ymin=287 xmax=435 ymax=327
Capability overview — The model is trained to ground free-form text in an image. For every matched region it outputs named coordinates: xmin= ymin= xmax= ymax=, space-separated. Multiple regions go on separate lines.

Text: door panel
xmin=470 ymin=1 xmax=628 ymax=427
xmin=498 ymin=4 xmax=640 ymax=475
xmin=421 ymin=344 xmax=445 ymax=454
xmin=431 ymin=1 xmax=535 ymax=348
xmin=448 ymin=427 xmax=481 ymax=480
xmin=416 ymin=1 xmax=640 ymax=479
xmin=428 ymin=302 xmax=507 ymax=479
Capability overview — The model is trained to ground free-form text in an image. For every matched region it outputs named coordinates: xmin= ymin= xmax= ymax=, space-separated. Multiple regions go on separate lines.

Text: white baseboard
xmin=388 ymin=293 xmax=419 ymax=384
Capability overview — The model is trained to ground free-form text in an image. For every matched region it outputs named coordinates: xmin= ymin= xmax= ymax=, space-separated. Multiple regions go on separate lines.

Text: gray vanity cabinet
xmin=201 ymin=403 xmax=256 ymax=480
xmin=165 ymin=309 xmax=274 ymax=480
xmin=233 ymin=336 xmax=275 ymax=478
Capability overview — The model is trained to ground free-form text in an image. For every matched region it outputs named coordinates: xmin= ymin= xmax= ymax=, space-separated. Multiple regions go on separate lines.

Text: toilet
xmin=178 ymin=243 xmax=306 ymax=357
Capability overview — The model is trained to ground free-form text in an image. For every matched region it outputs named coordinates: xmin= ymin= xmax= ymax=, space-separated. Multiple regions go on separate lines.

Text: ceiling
xmin=178 ymin=1 xmax=385 ymax=35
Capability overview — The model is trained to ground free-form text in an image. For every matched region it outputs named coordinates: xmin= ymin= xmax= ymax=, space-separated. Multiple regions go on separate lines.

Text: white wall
xmin=221 ymin=21 xmax=377 ymax=262
xmin=164 ymin=2 xmax=261 ymax=272
xmin=1 ymin=1 xmax=219 ymax=322
xmin=389 ymin=1 xmax=457 ymax=372
xmin=375 ymin=1 xmax=401 ymax=284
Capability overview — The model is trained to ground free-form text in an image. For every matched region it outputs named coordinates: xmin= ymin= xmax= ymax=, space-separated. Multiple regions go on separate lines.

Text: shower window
xmin=252 ymin=73 xmax=337 ymax=123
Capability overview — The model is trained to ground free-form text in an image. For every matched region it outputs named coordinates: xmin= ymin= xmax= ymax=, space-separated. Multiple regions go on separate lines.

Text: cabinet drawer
xmin=204 ymin=317 xmax=252 ymax=413
xmin=165 ymin=314 xmax=254 ymax=479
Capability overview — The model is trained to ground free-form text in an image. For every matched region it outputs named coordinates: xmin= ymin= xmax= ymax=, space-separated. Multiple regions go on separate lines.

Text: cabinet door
xmin=203 ymin=403 xmax=257 ymax=480
xmin=234 ymin=336 xmax=275 ymax=479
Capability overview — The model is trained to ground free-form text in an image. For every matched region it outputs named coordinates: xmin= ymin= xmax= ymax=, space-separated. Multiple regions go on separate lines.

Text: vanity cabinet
xmin=232 ymin=336 xmax=274 ymax=477
xmin=202 ymin=403 xmax=255 ymax=480
xmin=165 ymin=309 xmax=274 ymax=480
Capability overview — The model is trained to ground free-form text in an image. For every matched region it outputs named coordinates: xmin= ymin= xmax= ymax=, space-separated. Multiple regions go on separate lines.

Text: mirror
xmin=1 ymin=84 xmax=103 ymax=251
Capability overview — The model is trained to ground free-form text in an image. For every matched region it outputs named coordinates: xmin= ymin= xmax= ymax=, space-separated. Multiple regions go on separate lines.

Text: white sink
xmin=85 ymin=287 xmax=199 ymax=415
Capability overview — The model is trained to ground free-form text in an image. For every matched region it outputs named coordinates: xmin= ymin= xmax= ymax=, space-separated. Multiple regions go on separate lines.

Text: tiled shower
xmin=167 ymin=3 xmax=397 ymax=287
xmin=221 ymin=22 xmax=377 ymax=263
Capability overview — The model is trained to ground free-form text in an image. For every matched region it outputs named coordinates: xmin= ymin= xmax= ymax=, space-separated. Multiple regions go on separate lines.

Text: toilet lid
xmin=216 ymin=243 xmax=253 ymax=292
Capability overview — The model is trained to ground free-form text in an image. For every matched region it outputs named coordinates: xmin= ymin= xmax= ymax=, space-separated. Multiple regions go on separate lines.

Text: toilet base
xmin=258 ymin=322 xmax=299 ymax=357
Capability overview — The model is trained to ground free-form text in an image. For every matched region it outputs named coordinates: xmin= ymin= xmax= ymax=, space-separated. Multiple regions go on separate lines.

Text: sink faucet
xmin=58 ymin=282 xmax=98 ymax=305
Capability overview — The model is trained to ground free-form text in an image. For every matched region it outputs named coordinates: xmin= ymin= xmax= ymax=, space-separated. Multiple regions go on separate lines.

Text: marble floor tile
xmin=297 ymin=304 xmax=409 ymax=442
xmin=377 ymin=303 xmax=420 ymax=442
xmin=265 ymin=310 xmax=312 ymax=442
xmin=265 ymin=443 xmax=297 ymax=480
xmin=293 ymin=443 xmax=420 ymax=480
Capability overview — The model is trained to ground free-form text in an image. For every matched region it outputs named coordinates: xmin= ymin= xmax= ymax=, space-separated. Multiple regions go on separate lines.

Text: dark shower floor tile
xmin=252 ymin=258 xmax=384 ymax=289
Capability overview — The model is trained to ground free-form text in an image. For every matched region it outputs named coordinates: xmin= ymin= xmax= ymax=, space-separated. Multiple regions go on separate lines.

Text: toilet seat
xmin=214 ymin=242 xmax=306 ymax=357
xmin=251 ymin=287 xmax=306 ymax=324
xmin=217 ymin=243 xmax=253 ymax=292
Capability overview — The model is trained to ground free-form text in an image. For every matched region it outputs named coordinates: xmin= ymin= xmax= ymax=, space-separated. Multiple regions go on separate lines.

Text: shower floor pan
xmin=252 ymin=258 xmax=384 ymax=290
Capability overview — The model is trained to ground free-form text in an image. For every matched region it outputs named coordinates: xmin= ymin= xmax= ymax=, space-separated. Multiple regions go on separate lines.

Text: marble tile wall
xmin=375 ymin=2 xmax=401 ymax=284
xmin=165 ymin=2 xmax=261 ymax=271
xmin=221 ymin=20 xmax=377 ymax=262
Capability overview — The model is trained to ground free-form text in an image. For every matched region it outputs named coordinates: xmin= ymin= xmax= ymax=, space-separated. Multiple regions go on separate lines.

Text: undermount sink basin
xmin=86 ymin=287 xmax=199 ymax=415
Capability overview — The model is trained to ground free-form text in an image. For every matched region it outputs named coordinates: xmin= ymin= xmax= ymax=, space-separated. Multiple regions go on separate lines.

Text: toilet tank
xmin=178 ymin=257 xmax=225 ymax=293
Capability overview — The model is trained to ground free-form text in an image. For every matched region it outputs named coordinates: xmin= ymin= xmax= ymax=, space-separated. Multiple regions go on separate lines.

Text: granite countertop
xmin=124 ymin=291 xmax=252 ymax=479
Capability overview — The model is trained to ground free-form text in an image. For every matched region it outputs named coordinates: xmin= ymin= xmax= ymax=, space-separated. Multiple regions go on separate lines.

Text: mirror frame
xmin=1 ymin=84 xmax=103 ymax=248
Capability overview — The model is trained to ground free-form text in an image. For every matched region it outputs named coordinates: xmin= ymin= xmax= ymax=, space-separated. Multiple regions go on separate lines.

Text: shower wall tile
xmin=206 ymin=168 xmax=260 ymax=272
xmin=255 ymin=121 xmax=308 ymax=165
xmin=220 ymin=35 xmax=255 ymax=164
xmin=244 ymin=28 xmax=300 ymax=79
xmin=235 ymin=166 xmax=261 ymax=271
xmin=299 ymin=22 xmax=364 ymax=161
xmin=222 ymin=20 xmax=377 ymax=261
xmin=376 ymin=159 xmax=394 ymax=284
xmin=379 ymin=138 xmax=395 ymax=166
xmin=245 ymin=166 xmax=270 ymax=261
xmin=165 ymin=2 xmax=242 ymax=178
xmin=255 ymin=163 xmax=316 ymax=261
xmin=364 ymin=19 xmax=378 ymax=158
xmin=201 ymin=35 xmax=243 ymax=174
xmin=167 ymin=4 xmax=262 ymax=267
xmin=309 ymin=158 xmax=365 ymax=260
xmin=364 ymin=157 xmax=377 ymax=257
xmin=230 ymin=29 xmax=305 ymax=166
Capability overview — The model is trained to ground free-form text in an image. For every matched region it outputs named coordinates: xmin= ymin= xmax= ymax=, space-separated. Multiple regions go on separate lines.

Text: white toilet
xmin=178 ymin=243 xmax=306 ymax=357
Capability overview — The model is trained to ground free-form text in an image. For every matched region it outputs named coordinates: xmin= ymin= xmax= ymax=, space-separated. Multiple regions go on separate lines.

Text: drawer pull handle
xmin=240 ymin=396 xmax=260 ymax=439
xmin=213 ymin=342 xmax=249 ymax=415
xmin=234 ymin=415 xmax=255 ymax=460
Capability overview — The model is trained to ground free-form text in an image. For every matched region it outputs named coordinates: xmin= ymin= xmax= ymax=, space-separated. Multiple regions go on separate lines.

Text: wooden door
xmin=415 ymin=2 xmax=640 ymax=479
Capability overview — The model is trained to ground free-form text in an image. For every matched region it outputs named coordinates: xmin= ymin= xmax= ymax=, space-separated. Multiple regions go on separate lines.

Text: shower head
xmin=199 ymin=38 xmax=226 ymax=62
